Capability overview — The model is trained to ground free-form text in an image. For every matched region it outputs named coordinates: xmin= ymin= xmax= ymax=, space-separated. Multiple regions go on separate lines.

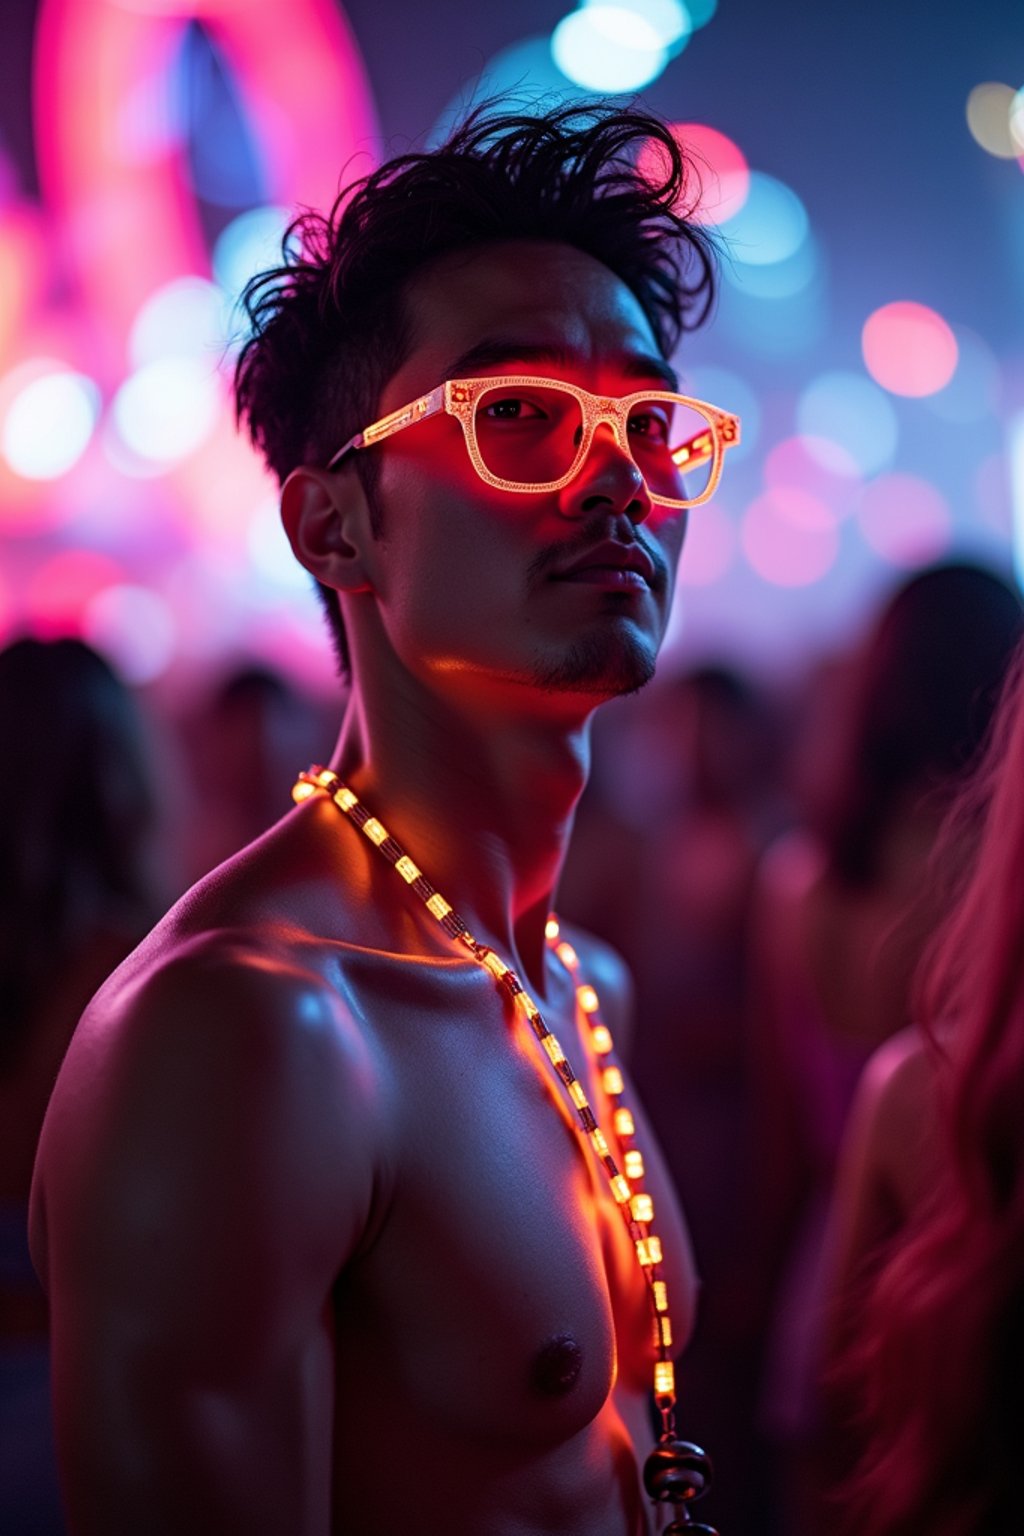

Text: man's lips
xmin=550 ymin=541 xmax=657 ymax=588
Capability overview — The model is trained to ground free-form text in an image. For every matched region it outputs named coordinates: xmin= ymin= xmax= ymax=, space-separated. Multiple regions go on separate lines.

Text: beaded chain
xmin=292 ymin=765 xmax=718 ymax=1532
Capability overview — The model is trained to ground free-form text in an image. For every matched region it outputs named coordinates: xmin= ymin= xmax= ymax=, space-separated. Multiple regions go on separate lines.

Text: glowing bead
xmin=544 ymin=916 xmax=560 ymax=941
xmin=647 ymin=1235 xmax=663 ymax=1265
xmin=292 ymin=780 xmax=315 ymax=802
xmin=658 ymin=1316 xmax=673 ymax=1349
xmin=624 ymin=1150 xmax=645 ymax=1180
xmin=334 ymin=785 xmax=358 ymax=811
xmin=426 ymin=893 xmax=452 ymax=921
xmin=395 ymin=855 xmax=421 ymax=883
xmin=556 ymin=941 xmax=578 ymax=968
xmin=636 ymin=1238 xmax=653 ymax=1266
xmin=313 ymin=768 xmax=335 ymax=788
xmin=481 ymin=949 xmax=508 ymax=981
xmin=653 ymin=1281 xmax=669 ymax=1312
xmin=631 ymin=1193 xmax=655 ymax=1223
xmin=614 ymin=1107 xmax=635 ymax=1137
xmin=590 ymin=1128 xmax=610 ymax=1157
xmin=362 ymin=817 xmax=388 ymax=846
xmin=654 ymin=1360 xmax=675 ymax=1398
xmin=542 ymin=1034 xmax=566 ymax=1065
xmin=591 ymin=1024 xmax=613 ymax=1055
xmin=577 ymin=984 xmax=599 ymax=1013
xmin=611 ymin=1175 xmax=632 ymax=1205
xmin=518 ymin=994 xmax=540 ymax=1020
xmin=569 ymin=1080 xmax=589 ymax=1110
xmin=602 ymin=1066 xmax=624 ymax=1096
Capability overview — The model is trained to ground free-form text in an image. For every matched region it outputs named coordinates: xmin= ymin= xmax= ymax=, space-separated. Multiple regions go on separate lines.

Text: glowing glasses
xmin=327 ymin=375 xmax=741 ymax=509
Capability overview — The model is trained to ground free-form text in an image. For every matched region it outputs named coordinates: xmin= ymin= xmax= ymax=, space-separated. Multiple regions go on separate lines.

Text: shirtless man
xmin=30 ymin=104 xmax=738 ymax=1535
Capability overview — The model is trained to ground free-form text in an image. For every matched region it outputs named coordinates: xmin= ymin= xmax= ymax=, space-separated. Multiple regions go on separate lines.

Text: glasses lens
xmin=473 ymin=383 xmax=583 ymax=485
xmin=627 ymin=397 xmax=718 ymax=504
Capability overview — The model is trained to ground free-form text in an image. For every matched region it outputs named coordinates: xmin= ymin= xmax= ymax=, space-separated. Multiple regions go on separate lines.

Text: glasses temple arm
xmin=327 ymin=385 xmax=446 ymax=471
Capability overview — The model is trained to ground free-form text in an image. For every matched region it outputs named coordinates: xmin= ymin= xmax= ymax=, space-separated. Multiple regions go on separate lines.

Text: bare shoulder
xmin=31 ymin=892 xmax=388 ymax=1301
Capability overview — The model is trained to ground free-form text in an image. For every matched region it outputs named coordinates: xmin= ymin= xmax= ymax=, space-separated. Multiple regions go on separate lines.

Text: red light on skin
xmin=862 ymin=302 xmax=959 ymax=398
xmin=639 ymin=124 xmax=750 ymax=226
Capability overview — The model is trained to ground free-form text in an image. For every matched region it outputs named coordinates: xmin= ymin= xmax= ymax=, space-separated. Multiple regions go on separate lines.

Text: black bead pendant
xmin=643 ymin=1438 xmax=719 ymax=1533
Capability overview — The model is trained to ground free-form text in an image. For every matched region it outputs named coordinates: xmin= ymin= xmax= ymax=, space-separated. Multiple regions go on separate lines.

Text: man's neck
xmin=328 ymin=679 xmax=594 ymax=995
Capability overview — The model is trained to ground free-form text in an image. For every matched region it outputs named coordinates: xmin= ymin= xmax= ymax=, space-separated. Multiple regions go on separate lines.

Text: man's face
xmin=354 ymin=240 xmax=689 ymax=710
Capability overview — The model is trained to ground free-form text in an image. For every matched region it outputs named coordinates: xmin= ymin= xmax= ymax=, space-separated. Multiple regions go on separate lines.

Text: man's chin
xmin=530 ymin=630 xmax=658 ymax=698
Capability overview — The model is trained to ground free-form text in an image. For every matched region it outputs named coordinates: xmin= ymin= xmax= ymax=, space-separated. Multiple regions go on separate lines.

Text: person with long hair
xmin=821 ymin=633 xmax=1024 ymax=1536
xmin=744 ymin=562 xmax=1023 ymax=1535
xmin=0 ymin=636 xmax=160 ymax=1535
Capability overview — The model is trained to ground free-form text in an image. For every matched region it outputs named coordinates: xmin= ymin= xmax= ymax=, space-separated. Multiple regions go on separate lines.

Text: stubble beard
xmin=530 ymin=626 xmax=658 ymax=698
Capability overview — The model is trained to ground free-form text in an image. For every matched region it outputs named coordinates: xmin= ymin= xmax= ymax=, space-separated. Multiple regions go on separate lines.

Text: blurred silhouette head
xmin=0 ymin=637 xmax=155 ymax=1070
xmin=820 ymin=562 xmax=1023 ymax=887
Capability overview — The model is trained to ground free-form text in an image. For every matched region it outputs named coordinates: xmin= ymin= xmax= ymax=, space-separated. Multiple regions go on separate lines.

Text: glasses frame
xmin=326 ymin=375 xmax=741 ymax=509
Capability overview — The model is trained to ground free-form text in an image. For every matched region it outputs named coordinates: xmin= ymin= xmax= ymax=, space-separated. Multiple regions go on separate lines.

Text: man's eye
xmin=629 ymin=411 xmax=670 ymax=443
xmin=482 ymin=397 xmax=546 ymax=421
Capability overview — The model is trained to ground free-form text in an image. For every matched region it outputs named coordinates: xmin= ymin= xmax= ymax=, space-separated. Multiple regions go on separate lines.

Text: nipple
xmin=530 ymin=1332 xmax=583 ymax=1397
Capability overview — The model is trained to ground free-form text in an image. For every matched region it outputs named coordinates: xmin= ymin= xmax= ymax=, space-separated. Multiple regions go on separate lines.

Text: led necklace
xmin=293 ymin=765 xmax=719 ymax=1534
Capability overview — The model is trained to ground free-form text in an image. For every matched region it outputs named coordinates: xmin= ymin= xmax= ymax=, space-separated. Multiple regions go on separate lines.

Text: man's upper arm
xmin=31 ymin=934 xmax=382 ymax=1536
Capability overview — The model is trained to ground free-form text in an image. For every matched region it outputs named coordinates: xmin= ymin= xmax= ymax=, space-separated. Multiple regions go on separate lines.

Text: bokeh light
xmin=26 ymin=549 xmax=124 ymax=636
xmin=966 ymin=82 xmax=1022 ymax=158
xmin=764 ymin=435 xmax=860 ymax=512
xmin=862 ymin=301 xmax=958 ymax=397
xmin=585 ymin=0 xmax=691 ymax=47
xmin=718 ymin=171 xmax=809 ymax=265
xmin=854 ymin=472 xmax=952 ymax=567
xmin=83 ymin=583 xmax=177 ymax=684
xmin=643 ymin=123 xmax=749 ymax=226
xmin=212 ymin=205 xmax=291 ymax=319
xmin=112 ymin=358 xmax=223 ymax=465
xmin=551 ymin=6 xmax=669 ymax=92
xmin=676 ymin=500 xmax=736 ymax=585
xmin=130 ymin=276 xmax=231 ymax=367
xmin=248 ymin=497 xmax=311 ymax=592
xmin=722 ymin=229 xmax=820 ymax=298
xmin=797 ymin=371 xmax=898 ymax=477
xmin=686 ymin=0 xmax=717 ymax=25
xmin=683 ymin=365 xmax=759 ymax=459
xmin=1012 ymin=87 xmax=1024 ymax=153
xmin=925 ymin=325 xmax=1001 ymax=425
xmin=741 ymin=488 xmax=839 ymax=586
xmin=1 ymin=365 xmax=100 ymax=479
xmin=1011 ymin=411 xmax=1024 ymax=591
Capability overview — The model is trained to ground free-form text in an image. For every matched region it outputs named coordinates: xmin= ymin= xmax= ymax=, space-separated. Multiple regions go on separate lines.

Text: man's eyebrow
xmin=442 ymin=339 xmax=679 ymax=392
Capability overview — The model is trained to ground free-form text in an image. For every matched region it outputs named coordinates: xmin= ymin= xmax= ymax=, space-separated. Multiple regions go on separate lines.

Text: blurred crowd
xmin=3 ymin=556 xmax=1024 ymax=1535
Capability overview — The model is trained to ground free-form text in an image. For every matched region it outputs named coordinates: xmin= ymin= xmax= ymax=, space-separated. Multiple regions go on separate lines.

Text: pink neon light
xmin=763 ymin=434 xmax=860 ymax=516
xmin=639 ymin=123 xmax=750 ymax=226
xmin=861 ymin=301 xmax=959 ymax=398
xmin=33 ymin=0 xmax=378 ymax=369
xmin=26 ymin=549 xmax=125 ymax=637
xmin=741 ymin=488 xmax=839 ymax=587
xmin=855 ymin=472 xmax=952 ymax=566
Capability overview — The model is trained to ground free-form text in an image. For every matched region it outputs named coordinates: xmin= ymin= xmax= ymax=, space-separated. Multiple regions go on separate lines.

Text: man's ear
xmin=280 ymin=466 xmax=375 ymax=594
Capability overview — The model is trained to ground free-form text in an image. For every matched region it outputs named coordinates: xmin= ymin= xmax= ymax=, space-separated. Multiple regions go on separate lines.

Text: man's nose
xmin=557 ymin=422 xmax=652 ymax=524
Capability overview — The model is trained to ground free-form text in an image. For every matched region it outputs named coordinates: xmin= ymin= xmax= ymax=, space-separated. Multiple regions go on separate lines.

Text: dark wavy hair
xmin=836 ymin=635 xmax=1024 ymax=1535
xmin=818 ymin=563 xmax=1023 ymax=887
xmin=234 ymin=100 xmax=718 ymax=677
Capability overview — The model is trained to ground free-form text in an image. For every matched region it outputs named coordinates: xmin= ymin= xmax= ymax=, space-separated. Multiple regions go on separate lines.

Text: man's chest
xmin=332 ymin=957 xmax=697 ymax=1445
